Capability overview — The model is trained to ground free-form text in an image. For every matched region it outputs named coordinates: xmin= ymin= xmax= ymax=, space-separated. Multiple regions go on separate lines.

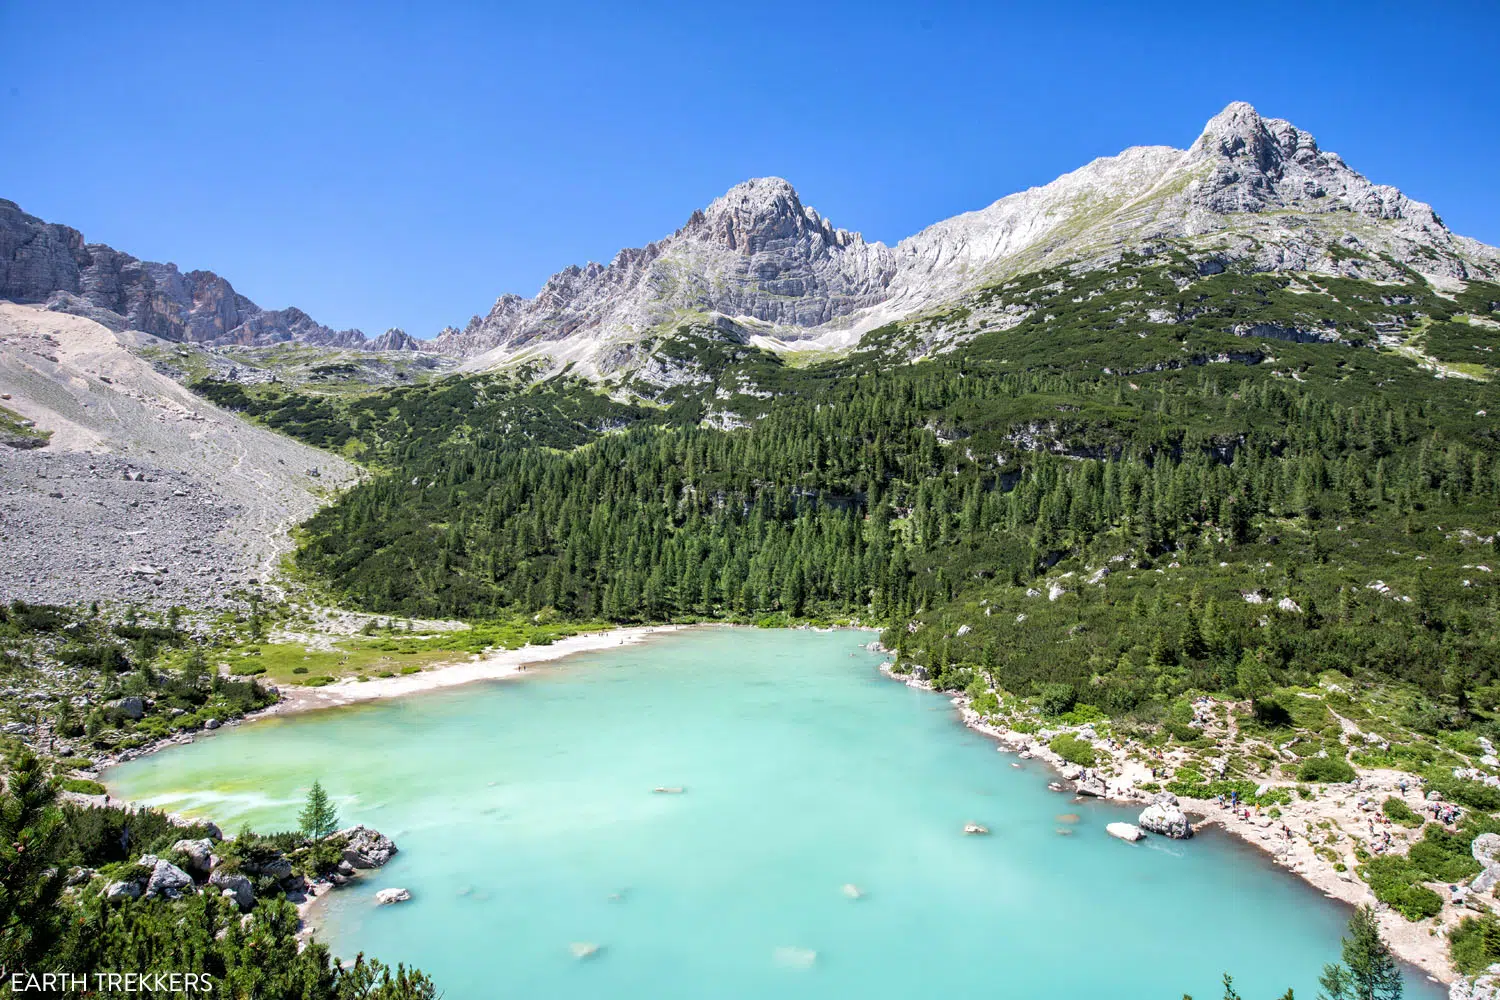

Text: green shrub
xmin=1363 ymin=856 xmax=1443 ymax=920
xmin=1037 ymin=683 xmax=1076 ymax=717
xmin=58 ymin=778 xmax=106 ymax=796
xmin=1381 ymin=797 xmax=1422 ymax=827
xmin=971 ymin=691 xmax=1000 ymax=715
xmin=1450 ymin=915 xmax=1500 ymax=976
xmin=1425 ymin=772 xmax=1500 ymax=811
xmin=1049 ymin=733 xmax=1097 ymax=767
xmin=1298 ymin=756 xmax=1356 ymax=783
xmin=399 ymin=666 xmax=421 ymax=675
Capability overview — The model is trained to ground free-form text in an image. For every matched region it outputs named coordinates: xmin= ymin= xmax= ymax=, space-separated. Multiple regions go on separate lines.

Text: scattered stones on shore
xmin=1106 ymin=822 xmax=1145 ymax=843
xmin=374 ymin=887 xmax=411 ymax=905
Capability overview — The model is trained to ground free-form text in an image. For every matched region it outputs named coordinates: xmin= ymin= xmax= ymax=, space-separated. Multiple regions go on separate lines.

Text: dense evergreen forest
xmin=283 ymin=255 xmax=1500 ymax=729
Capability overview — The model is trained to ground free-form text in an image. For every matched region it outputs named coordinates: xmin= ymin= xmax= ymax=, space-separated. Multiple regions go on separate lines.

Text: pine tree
xmin=299 ymin=780 xmax=340 ymax=841
xmin=1318 ymin=906 xmax=1401 ymax=1000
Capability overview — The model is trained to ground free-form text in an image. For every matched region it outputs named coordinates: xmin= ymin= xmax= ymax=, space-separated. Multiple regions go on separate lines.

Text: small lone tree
xmin=1319 ymin=905 xmax=1402 ymax=1000
xmin=298 ymin=780 xmax=339 ymax=841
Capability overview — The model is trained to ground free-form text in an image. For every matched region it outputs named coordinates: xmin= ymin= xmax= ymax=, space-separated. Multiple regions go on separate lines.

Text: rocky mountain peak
xmin=691 ymin=177 xmax=862 ymax=253
xmin=1185 ymin=101 xmax=1441 ymax=227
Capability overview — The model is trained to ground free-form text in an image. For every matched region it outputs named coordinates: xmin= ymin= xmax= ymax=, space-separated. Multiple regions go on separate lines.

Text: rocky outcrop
xmin=1138 ymin=792 xmax=1194 ymax=839
xmin=104 ymin=879 xmax=142 ymax=901
xmin=170 ymin=838 xmax=215 ymax=877
xmin=1452 ymin=964 xmax=1500 ymax=1000
xmin=368 ymin=328 xmax=421 ymax=352
xmin=210 ymin=871 xmax=255 ymax=910
xmin=143 ymin=857 xmax=194 ymax=899
xmin=0 ymin=199 xmax=378 ymax=349
xmin=335 ymin=825 xmax=398 ymax=868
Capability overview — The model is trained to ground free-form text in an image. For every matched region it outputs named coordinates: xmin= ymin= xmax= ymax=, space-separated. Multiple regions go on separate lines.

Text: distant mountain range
xmin=4 ymin=102 xmax=1497 ymax=373
xmin=0 ymin=200 xmax=419 ymax=352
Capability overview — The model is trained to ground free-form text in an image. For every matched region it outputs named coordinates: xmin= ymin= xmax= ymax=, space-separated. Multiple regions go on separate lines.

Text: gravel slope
xmin=0 ymin=302 xmax=358 ymax=607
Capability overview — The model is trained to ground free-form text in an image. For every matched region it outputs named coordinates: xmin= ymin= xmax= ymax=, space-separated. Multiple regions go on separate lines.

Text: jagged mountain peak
xmin=685 ymin=176 xmax=863 ymax=254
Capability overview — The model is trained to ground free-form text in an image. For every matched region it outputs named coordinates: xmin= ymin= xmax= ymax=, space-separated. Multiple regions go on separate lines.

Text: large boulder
xmin=1474 ymin=833 xmax=1500 ymax=867
xmin=171 ymin=838 xmax=215 ymax=877
xmin=1106 ymin=822 xmax=1145 ymax=843
xmin=337 ymin=825 xmax=398 ymax=869
xmin=242 ymin=855 xmax=293 ymax=882
xmin=374 ymin=887 xmax=411 ymax=905
xmin=209 ymin=871 xmax=254 ymax=910
xmin=1139 ymin=792 xmax=1194 ymax=839
xmin=108 ymin=696 xmax=145 ymax=720
xmin=144 ymin=858 xmax=194 ymax=899
xmin=105 ymin=880 xmax=142 ymax=901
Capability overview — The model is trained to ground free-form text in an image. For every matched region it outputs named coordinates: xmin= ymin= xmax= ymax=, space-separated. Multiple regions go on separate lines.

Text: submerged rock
xmin=1106 ymin=822 xmax=1145 ymax=843
xmin=653 ymin=786 xmax=685 ymax=794
xmin=374 ymin=887 xmax=411 ymax=905
xmin=963 ymin=823 xmax=990 ymax=835
xmin=842 ymin=883 xmax=863 ymax=899
xmin=773 ymin=946 xmax=817 ymax=969
xmin=569 ymin=942 xmax=600 ymax=960
xmin=1138 ymin=792 xmax=1194 ymax=839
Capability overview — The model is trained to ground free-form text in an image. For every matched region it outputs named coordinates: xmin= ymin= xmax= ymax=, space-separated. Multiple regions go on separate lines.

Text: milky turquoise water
xmin=107 ymin=628 xmax=1441 ymax=999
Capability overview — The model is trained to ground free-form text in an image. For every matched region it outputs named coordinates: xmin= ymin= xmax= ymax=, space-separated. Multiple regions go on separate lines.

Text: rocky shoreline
xmin=876 ymin=655 xmax=1459 ymax=990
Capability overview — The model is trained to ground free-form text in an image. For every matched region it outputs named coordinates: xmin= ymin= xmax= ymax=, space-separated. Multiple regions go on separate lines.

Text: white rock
xmin=1107 ymin=822 xmax=1145 ymax=843
xmin=374 ymin=887 xmax=411 ymax=905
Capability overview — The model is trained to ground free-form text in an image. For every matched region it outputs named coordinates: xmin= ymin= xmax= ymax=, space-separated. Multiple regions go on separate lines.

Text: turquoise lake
xmin=106 ymin=627 xmax=1441 ymax=999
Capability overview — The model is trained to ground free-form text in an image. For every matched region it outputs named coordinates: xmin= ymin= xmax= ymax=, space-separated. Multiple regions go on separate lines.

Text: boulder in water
xmin=842 ymin=883 xmax=863 ymax=899
xmin=963 ymin=823 xmax=990 ymax=835
xmin=1107 ymin=822 xmax=1145 ymax=843
xmin=1138 ymin=792 xmax=1194 ymax=839
xmin=569 ymin=942 xmax=600 ymax=960
xmin=337 ymin=825 xmax=398 ymax=868
xmin=375 ymin=887 xmax=411 ymax=905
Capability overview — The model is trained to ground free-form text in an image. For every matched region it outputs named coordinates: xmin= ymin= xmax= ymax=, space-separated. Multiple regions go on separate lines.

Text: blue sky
xmin=2 ymin=1 xmax=1497 ymax=337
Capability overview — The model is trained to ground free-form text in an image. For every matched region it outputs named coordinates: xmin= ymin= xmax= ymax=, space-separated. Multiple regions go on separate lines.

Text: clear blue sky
xmin=2 ymin=1 xmax=1497 ymax=337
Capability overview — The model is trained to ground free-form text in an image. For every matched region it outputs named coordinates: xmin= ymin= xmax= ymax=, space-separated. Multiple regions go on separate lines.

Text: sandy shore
xmin=266 ymin=624 xmax=685 ymax=714
xmin=878 ymin=661 xmax=1457 ymax=989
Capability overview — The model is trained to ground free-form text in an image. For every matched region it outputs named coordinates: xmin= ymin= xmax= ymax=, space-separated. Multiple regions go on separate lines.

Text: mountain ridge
xmin=0 ymin=199 xmax=417 ymax=352
xmin=435 ymin=102 xmax=1498 ymax=378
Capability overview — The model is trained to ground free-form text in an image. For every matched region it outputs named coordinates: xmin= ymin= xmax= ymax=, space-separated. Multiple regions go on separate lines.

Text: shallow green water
xmin=108 ymin=628 xmax=1440 ymax=999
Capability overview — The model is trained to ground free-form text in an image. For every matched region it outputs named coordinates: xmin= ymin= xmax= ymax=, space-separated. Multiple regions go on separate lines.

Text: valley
xmin=4 ymin=100 xmax=1500 ymax=998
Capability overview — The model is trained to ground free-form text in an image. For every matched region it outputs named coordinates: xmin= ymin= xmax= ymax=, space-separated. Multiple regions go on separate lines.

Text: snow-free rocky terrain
xmin=0 ymin=303 xmax=357 ymax=607
xmin=431 ymin=102 xmax=1500 ymax=376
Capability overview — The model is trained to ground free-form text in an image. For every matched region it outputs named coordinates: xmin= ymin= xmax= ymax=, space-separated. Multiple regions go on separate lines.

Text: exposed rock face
xmin=143 ymin=857 xmax=194 ymax=899
xmin=435 ymin=102 xmax=1497 ymax=378
xmin=367 ymin=327 xmax=421 ymax=351
xmin=1138 ymin=792 xmax=1194 ymax=839
xmin=104 ymin=879 xmax=142 ymax=901
xmin=1473 ymin=833 xmax=1500 ymax=865
xmin=170 ymin=838 xmax=215 ymax=877
xmin=209 ymin=871 xmax=255 ymax=910
xmin=336 ymin=825 xmax=398 ymax=868
xmin=0 ymin=199 xmax=375 ymax=349
xmin=1452 ymin=964 xmax=1500 ymax=1000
